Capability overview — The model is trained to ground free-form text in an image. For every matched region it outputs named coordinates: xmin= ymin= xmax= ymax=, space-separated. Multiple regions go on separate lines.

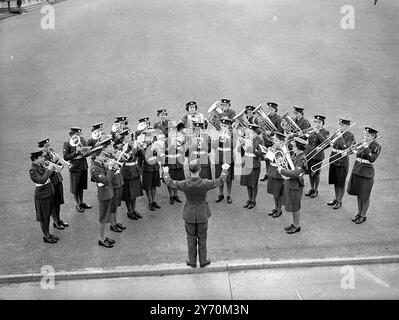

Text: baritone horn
xmin=207 ymin=100 xmax=223 ymax=131
xmin=232 ymin=109 xmax=251 ymax=138
xmin=281 ymin=111 xmax=301 ymax=134
xmin=253 ymin=104 xmax=277 ymax=133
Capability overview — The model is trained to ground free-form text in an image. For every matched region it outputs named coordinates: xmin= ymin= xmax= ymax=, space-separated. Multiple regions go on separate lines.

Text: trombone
xmin=310 ymin=135 xmax=381 ymax=173
xmin=306 ymin=122 xmax=356 ymax=161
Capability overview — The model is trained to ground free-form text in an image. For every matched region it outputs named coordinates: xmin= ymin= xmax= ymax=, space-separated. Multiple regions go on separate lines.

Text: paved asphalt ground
xmin=0 ymin=0 xmax=399 ymax=278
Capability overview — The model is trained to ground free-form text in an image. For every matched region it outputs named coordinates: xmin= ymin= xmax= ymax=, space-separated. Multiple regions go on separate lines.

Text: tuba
xmin=207 ymin=100 xmax=223 ymax=131
xmin=253 ymin=104 xmax=277 ymax=134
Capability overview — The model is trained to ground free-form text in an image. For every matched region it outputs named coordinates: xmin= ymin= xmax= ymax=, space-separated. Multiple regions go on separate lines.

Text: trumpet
xmin=103 ymin=157 xmax=123 ymax=171
xmin=47 ymin=148 xmax=72 ymax=169
xmin=281 ymin=111 xmax=301 ymax=135
xmin=306 ymin=122 xmax=356 ymax=161
xmin=43 ymin=160 xmax=63 ymax=172
xmin=310 ymin=135 xmax=381 ymax=173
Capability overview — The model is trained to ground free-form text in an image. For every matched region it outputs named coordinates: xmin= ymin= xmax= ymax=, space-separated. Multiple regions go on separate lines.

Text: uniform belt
xmin=244 ymin=152 xmax=256 ymax=157
xmin=148 ymin=156 xmax=157 ymax=162
xmin=332 ymin=148 xmax=344 ymax=153
xmin=74 ymin=155 xmax=84 ymax=159
xmin=192 ymin=151 xmax=207 ymax=155
xmin=356 ymin=158 xmax=371 ymax=164
xmin=35 ymin=179 xmax=50 ymax=187
xmin=125 ymin=161 xmax=138 ymax=166
xmin=270 ymin=163 xmax=278 ymax=167
xmin=166 ymin=154 xmax=180 ymax=158
xmin=218 ymin=147 xmax=232 ymax=151
xmin=115 ymin=169 xmax=120 ymax=174
xmin=97 ymin=183 xmax=105 ymax=187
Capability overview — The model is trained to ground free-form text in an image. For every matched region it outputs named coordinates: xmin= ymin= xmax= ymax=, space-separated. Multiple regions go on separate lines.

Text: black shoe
xmin=327 ymin=199 xmax=337 ymax=206
xmin=99 ymin=240 xmax=113 ymax=248
xmin=173 ymin=195 xmax=182 ymax=203
xmin=149 ymin=203 xmax=155 ymax=211
xmin=133 ymin=211 xmax=143 ymax=219
xmin=272 ymin=210 xmax=282 ymax=218
xmin=287 ymin=226 xmax=301 ymax=234
xmin=116 ymin=223 xmax=126 ymax=230
xmin=260 ymin=174 xmax=268 ymax=181
xmin=352 ymin=214 xmax=361 ymax=222
xmin=81 ymin=203 xmax=92 ymax=209
xmin=152 ymin=202 xmax=161 ymax=209
xmin=110 ymin=225 xmax=122 ymax=233
xmin=127 ymin=212 xmax=138 ymax=220
xmin=53 ymin=222 xmax=65 ymax=230
xmin=284 ymin=224 xmax=295 ymax=231
xmin=43 ymin=236 xmax=57 ymax=243
xmin=243 ymin=201 xmax=251 ymax=208
xmin=49 ymin=234 xmax=59 ymax=241
xmin=227 ymin=196 xmax=232 ymax=204
xmin=247 ymin=201 xmax=255 ymax=209
xmin=76 ymin=205 xmax=84 ymax=213
xmin=186 ymin=261 xmax=196 ymax=268
xmin=305 ymin=189 xmax=314 ymax=196
xmin=200 ymin=259 xmax=211 ymax=268
xmin=333 ymin=201 xmax=342 ymax=209
xmin=268 ymin=209 xmax=277 ymax=216
xmin=216 ymin=195 xmax=224 ymax=202
xmin=59 ymin=220 xmax=69 ymax=227
xmin=169 ymin=197 xmax=175 ymax=205
xmin=105 ymin=237 xmax=115 ymax=244
xmin=355 ymin=216 xmax=367 ymax=224
xmin=310 ymin=190 xmax=319 ymax=198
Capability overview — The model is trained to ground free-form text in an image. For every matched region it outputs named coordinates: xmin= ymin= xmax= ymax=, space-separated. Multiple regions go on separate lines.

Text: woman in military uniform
xmin=304 ymin=115 xmax=329 ymax=198
xmin=266 ymin=132 xmax=286 ymax=218
xmin=29 ymin=149 xmax=58 ymax=243
xmin=154 ymin=108 xmax=170 ymax=137
xmin=278 ymin=137 xmax=308 ymax=234
xmin=121 ymin=132 xmax=144 ymax=220
xmin=347 ymin=127 xmax=381 ymax=224
xmin=239 ymin=123 xmax=263 ymax=209
xmin=212 ymin=117 xmax=235 ymax=204
xmin=327 ymin=119 xmax=355 ymax=209
xmin=90 ymin=145 xmax=117 ymax=248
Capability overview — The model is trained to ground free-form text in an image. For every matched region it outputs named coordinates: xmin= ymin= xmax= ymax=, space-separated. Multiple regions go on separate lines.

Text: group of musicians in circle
xmin=29 ymin=99 xmax=381 ymax=247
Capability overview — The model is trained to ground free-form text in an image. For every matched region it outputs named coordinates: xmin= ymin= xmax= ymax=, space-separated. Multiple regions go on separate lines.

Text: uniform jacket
xmin=139 ymin=145 xmax=160 ymax=172
xmin=295 ymin=116 xmax=311 ymax=131
xmin=87 ymin=137 xmax=99 ymax=147
xmin=186 ymin=136 xmax=211 ymax=168
xmin=121 ymin=148 xmax=142 ymax=180
xmin=63 ymin=137 xmax=89 ymax=172
xmin=269 ymin=113 xmax=284 ymax=133
xmin=29 ymin=163 xmax=54 ymax=199
xmin=90 ymin=160 xmax=115 ymax=201
xmin=154 ymin=119 xmax=170 ymax=137
xmin=163 ymin=169 xmax=228 ymax=223
xmin=240 ymin=135 xmax=263 ymax=169
xmin=351 ymin=141 xmax=381 ymax=178
xmin=329 ymin=131 xmax=356 ymax=167
xmin=164 ymin=140 xmax=185 ymax=169
xmin=280 ymin=151 xmax=307 ymax=190
xmin=218 ymin=109 xmax=236 ymax=120
xmin=211 ymin=132 xmax=235 ymax=164
xmin=305 ymin=128 xmax=330 ymax=161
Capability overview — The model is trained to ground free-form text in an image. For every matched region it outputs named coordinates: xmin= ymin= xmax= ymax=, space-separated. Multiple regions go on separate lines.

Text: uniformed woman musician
xmin=29 ymin=149 xmax=58 ymax=243
xmin=347 ymin=127 xmax=381 ymax=224
xmin=304 ymin=115 xmax=329 ymax=198
xmin=239 ymin=123 xmax=263 ymax=209
xmin=278 ymin=137 xmax=308 ymax=234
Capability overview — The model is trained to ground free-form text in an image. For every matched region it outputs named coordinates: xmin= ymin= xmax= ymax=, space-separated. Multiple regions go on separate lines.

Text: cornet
xmin=43 ymin=160 xmax=63 ymax=172
xmin=47 ymin=148 xmax=72 ymax=169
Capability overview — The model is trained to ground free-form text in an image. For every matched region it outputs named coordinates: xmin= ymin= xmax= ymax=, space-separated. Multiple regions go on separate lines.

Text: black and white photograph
xmin=0 ymin=0 xmax=398 ymax=305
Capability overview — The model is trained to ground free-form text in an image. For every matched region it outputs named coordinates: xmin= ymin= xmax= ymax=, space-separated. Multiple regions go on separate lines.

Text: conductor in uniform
xmin=163 ymin=161 xmax=230 ymax=268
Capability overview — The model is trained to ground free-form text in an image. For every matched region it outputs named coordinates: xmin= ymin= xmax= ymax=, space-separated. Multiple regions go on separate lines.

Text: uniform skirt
xmin=347 ymin=173 xmax=374 ymax=201
xmin=305 ymin=159 xmax=322 ymax=176
xmin=142 ymin=170 xmax=161 ymax=191
xmin=240 ymin=167 xmax=260 ymax=188
xmin=53 ymin=182 xmax=64 ymax=206
xmin=99 ymin=199 xmax=112 ymax=223
xmin=69 ymin=170 xmax=88 ymax=193
xmin=122 ymin=178 xmax=143 ymax=201
xmin=328 ymin=164 xmax=348 ymax=188
xmin=215 ymin=163 xmax=234 ymax=182
xmin=169 ymin=167 xmax=185 ymax=181
xmin=110 ymin=187 xmax=122 ymax=212
xmin=283 ymin=185 xmax=303 ymax=212
xmin=267 ymin=176 xmax=284 ymax=197
xmin=199 ymin=166 xmax=212 ymax=180
xmin=34 ymin=196 xmax=54 ymax=222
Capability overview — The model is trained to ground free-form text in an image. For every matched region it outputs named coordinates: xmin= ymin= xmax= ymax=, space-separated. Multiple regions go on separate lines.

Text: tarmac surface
xmin=0 ymin=0 xmax=399 ymax=278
